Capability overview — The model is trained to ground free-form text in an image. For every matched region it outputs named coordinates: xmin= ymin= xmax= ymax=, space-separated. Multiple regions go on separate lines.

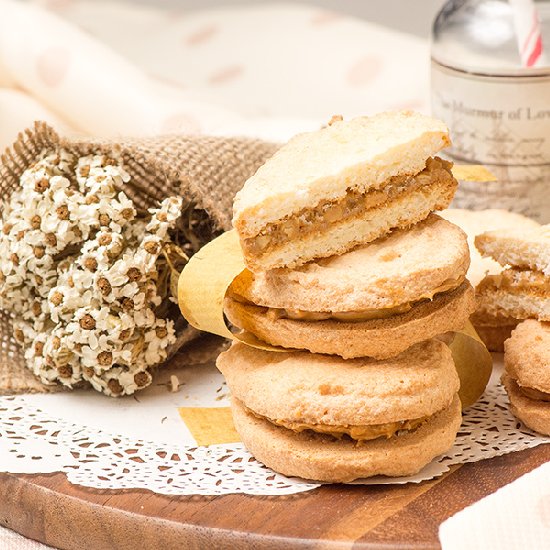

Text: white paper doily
xmin=0 ymin=394 xmax=318 ymax=495
xmin=0 ymin=357 xmax=549 ymax=494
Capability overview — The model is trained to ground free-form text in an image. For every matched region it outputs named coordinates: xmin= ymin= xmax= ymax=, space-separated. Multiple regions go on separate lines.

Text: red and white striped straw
xmin=509 ymin=0 xmax=545 ymax=67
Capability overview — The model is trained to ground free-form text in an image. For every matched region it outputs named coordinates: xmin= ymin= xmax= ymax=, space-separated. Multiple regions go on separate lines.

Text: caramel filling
xmin=231 ymin=276 xmax=464 ymax=323
xmin=519 ymin=385 xmax=550 ymax=402
xmin=247 ymin=404 xmax=431 ymax=441
xmin=242 ymin=156 xmax=454 ymax=257
xmin=270 ymin=303 xmax=413 ymax=322
xmin=269 ymin=416 xmax=429 ymax=441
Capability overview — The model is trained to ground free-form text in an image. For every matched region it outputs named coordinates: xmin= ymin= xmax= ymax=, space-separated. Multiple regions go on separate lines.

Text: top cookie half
xmin=233 ymin=110 xmax=456 ymax=272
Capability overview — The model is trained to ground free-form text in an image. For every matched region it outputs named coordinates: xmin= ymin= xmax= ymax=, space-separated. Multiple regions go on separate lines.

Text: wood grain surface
xmin=1 ymin=444 xmax=549 ymax=550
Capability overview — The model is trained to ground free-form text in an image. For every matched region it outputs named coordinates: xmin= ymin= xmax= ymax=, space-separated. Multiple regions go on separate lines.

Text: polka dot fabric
xmin=0 ymin=0 xmax=430 ymax=145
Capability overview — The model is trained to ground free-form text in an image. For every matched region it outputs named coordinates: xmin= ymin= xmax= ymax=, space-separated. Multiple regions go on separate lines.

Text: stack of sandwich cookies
xmin=218 ymin=111 xmax=473 ymax=482
xmin=475 ymin=225 xmax=550 ymax=434
xmin=475 ymin=225 xmax=550 ymax=322
xmin=217 ymin=341 xmax=461 ymax=482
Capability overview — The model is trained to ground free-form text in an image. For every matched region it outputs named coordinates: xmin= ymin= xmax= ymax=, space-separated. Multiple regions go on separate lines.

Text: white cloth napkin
xmin=0 ymin=527 xmax=51 ymax=549
xmin=440 ymin=461 xmax=550 ymax=550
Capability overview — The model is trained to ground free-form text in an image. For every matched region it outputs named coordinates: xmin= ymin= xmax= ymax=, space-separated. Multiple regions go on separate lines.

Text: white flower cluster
xmin=0 ymin=149 xmax=184 ymax=396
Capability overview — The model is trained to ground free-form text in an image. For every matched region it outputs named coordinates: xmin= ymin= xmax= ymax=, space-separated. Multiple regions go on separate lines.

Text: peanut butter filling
xmin=242 ymin=156 xmax=454 ymax=257
xmin=519 ymin=384 xmax=550 ymax=402
xmin=269 ymin=303 xmax=413 ymax=322
xmin=230 ymin=276 xmax=464 ymax=323
xmin=248 ymin=407 xmax=430 ymax=441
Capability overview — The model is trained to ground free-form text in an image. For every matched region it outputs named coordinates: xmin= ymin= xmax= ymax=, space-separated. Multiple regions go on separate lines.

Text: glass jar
xmin=431 ymin=0 xmax=550 ymax=222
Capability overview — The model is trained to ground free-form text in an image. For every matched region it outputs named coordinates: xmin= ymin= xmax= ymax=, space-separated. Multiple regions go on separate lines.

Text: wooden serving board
xmin=1 ymin=444 xmax=549 ymax=550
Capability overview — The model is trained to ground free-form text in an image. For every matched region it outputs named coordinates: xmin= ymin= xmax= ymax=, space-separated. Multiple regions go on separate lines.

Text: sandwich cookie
xmin=225 ymin=214 xmax=475 ymax=359
xmin=475 ymin=223 xmax=550 ymax=322
xmin=503 ymin=320 xmax=550 ymax=435
xmin=233 ymin=111 xmax=457 ymax=271
xmin=217 ymin=340 xmax=461 ymax=482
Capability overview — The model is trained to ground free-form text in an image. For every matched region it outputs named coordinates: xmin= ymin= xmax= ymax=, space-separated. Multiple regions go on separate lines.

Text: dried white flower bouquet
xmin=0 ymin=149 xmax=189 ymax=396
xmin=0 ymin=122 xmax=278 ymax=396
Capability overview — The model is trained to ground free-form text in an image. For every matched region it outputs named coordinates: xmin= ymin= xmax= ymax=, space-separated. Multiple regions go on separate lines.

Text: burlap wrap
xmin=0 ymin=122 xmax=278 ymax=394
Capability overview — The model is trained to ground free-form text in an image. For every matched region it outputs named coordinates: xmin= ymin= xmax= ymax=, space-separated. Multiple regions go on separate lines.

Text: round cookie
xmin=231 ymin=395 xmax=462 ymax=482
xmin=216 ymin=340 xmax=459 ymax=428
xmin=230 ymin=214 xmax=469 ymax=313
xmin=502 ymin=375 xmax=550 ymax=436
xmin=225 ymin=281 xmax=475 ymax=359
xmin=504 ymin=319 xmax=550 ymax=393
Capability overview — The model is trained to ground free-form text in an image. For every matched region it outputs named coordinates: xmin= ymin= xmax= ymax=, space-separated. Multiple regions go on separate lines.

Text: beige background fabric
xmin=0 ymin=0 xmax=432 ymax=148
